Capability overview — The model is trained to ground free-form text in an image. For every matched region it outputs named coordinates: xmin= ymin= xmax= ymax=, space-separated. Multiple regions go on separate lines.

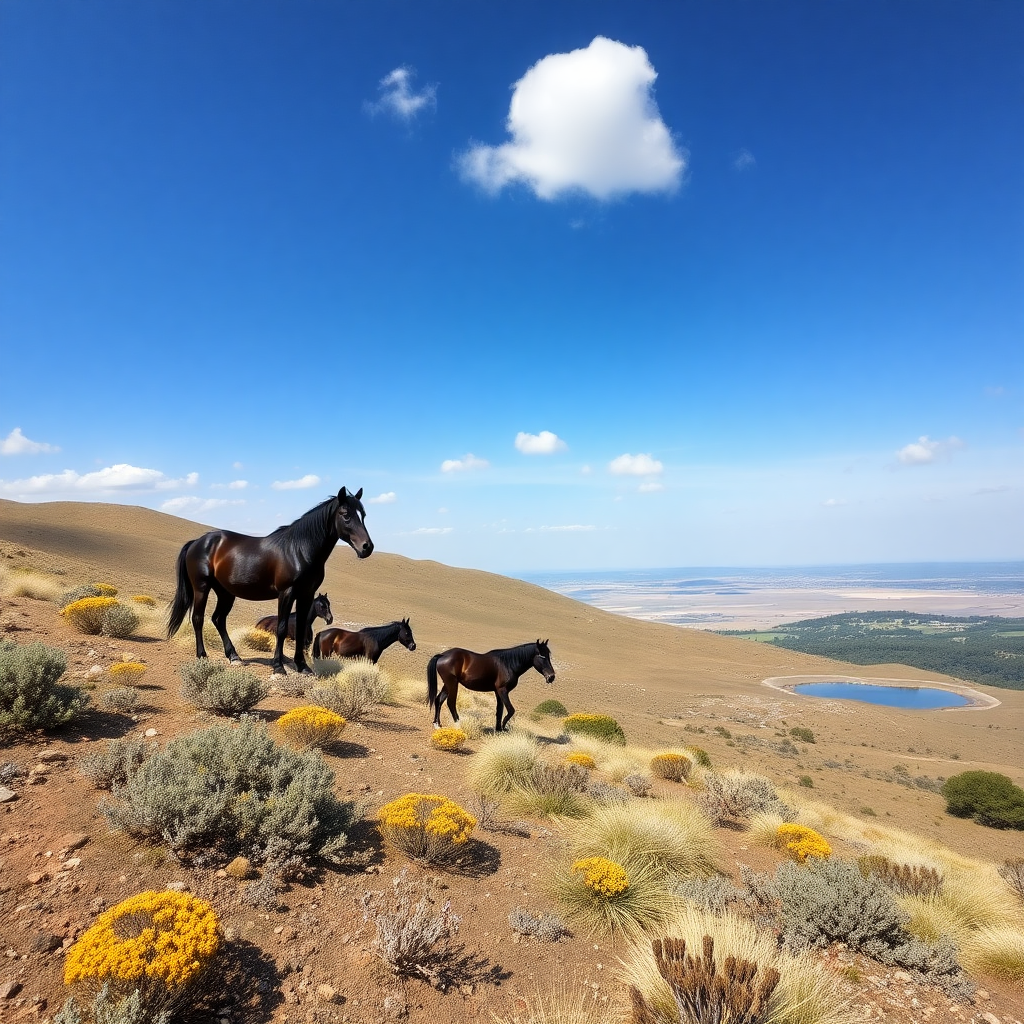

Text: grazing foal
xmin=254 ymin=592 xmax=333 ymax=647
xmin=312 ymin=618 xmax=415 ymax=664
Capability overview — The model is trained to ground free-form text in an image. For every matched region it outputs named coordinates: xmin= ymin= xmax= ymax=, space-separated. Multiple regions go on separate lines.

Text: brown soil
xmin=0 ymin=498 xmax=1022 ymax=1024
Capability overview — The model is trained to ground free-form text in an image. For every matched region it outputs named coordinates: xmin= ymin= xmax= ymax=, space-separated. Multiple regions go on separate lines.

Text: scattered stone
xmin=316 ymin=984 xmax=340 ymax=1003
xmin=0 ymin=981 xmax=22 ymax=999
xmin=981 ymin=1013 xmax=1000 ymax=1024
xmin=0 ymin=789 xmax=16 ymax=804
xmin=165 ymin=881 xmax=188 ymax=892
xmin=30 ymin=933 xmax=61 ymax=954
xmin=36 ymin=751 xmax=66 ymax=763
xmin=460 ymin=984 xmax=474 ymax=996
xmin=144 ymin=728 xmax=158 ymax=738
xmin=978 ymin=990 xmax=991 ymax=1001
xmin=86 ymin=666 xmax=104 ymax=681
xmin=278 ymin=926 xmax=296 ymax=942
xmin=225 ymin=856 xmax=253 ymax=880
xmin=58 ymin=834 xmax=88 ymax=854
xmin=63 ymin=858 xmax=81 ymax=869
xmin=25 ymin=873 xmax=44 ymax=885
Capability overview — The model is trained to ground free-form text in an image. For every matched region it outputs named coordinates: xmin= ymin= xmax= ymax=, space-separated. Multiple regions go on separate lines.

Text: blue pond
xmin=793 ymin=682 xmax=971 ymax=709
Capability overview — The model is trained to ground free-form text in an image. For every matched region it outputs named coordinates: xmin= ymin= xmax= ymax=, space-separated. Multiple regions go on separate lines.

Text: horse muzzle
xmin=408 ymin=642 xmax=417 ymax=651
xmin=545 ymin=673 xmax=556 ymax=685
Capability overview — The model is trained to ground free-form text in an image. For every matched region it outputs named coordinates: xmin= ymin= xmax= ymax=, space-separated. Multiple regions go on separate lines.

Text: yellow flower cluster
xmin=570 ymin=856 xmax=630 ymax=898
xmin=243 ymin=628 xmax=275 ymax=653
xmin=564 ymin=752 xmax=597 ymax=770
xmin=61 ymin=597 xmax=119 ymax=635
xmin=94 ymin=583 xmax=119 ymax=597
xmin=776 ymin=823 xmax=832 ymax=863
xmin=131 ymin=595 xmax=157 ymax=607
xmin=109 ymin=662 xmax=147 ymax=685
xmin=378 ymin=793 xmax=476 ymax=862
xmin=650 ymin=753 xmax=692 ymax=782
xmin=64 ymin=890 xmax=220 ymax=990
xmin=277 ymin=705 xmax=346 ymax=748
xmin=564 ymin=714 xmax=604 ymax=726
xmin=430 ymin=727 xmax=468 ymax=751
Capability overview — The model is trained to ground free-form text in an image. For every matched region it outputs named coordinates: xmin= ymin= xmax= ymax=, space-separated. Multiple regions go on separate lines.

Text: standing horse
xmin=254 ymin=592 xmax=333 ymax=647
xmin=167 ymin=487 xmax=372 ymax=675
xmin=312 ymin=618 xmax=416 ymax=664
xmin=427 ymin=640 xmax=555 ymax=732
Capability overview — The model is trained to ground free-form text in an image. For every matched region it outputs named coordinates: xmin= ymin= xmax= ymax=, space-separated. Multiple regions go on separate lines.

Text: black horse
xmin=312 ymin=618 xmax=416 ymax=663
xmin=254 ymin=592 xmax=333 ymax=647
xmin=167 ymin=487 xmax=372 ymax=675
xmin=427 ymin=640 xmax=555 ymax=732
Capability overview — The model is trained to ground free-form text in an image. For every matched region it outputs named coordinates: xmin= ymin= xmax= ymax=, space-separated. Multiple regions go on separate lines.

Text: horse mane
xmin=268 ymin=496 xmax=337 ymax=550
xmin=360 ymin=621 xmax=402 ymax=643
xmin=491 ymin=641 xmax=539 ymax=676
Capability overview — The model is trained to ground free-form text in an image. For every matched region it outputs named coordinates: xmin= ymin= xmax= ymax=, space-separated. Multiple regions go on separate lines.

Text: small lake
xmin=793 ymin=682 xmax=971 ymax=709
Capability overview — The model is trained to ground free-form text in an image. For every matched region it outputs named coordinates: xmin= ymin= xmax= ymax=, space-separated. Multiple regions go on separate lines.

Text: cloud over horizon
xmin=515 ymin=430 xmax=567 ymax=455
xmin=366 ymin=67 xmax=436 ymax=121
xmin=459 ymin=36 xmax=684 ymax=201
xmin=271 ymin=474 xmax=321 ymax=490
xmin=0 ymin=464 xmax=197 ymax=497
xmin=896 ymin=435 xmax=965 ymax=466
xmin=162 ymin=496 xmax=244 ymax=516
xmin=441 ymin=453 xmax=489 ymax=473
xmin=1 ymin=427 xmax=60 ymax=455
xmin=609 ymin=452 xmax=663 ymax=476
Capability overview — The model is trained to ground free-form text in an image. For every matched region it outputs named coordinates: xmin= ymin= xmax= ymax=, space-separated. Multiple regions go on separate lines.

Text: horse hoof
xmin=271 ymin=669 xmax=287 ymax=678
xmin=298 ymin=667 xmax=313 ymax=676
xmin=229 ymin=657 xmax=242 ymax=665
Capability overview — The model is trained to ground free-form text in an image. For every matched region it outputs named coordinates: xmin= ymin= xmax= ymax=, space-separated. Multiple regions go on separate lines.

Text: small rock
xmin=316 ymin=984 xmax=340 ymax=1003
xmin=144 ymin=728 xmax=158 ymax=738
xmin=58 ymin=834 xmax=88 ymax=854
xmin=63 ymin=858 xmax=81 ymax=869
xmin=981 ymin=1014 xmax=1000 ymax=1024
xmin=86 ymin=666 xmax=104 ymax=680
xmin=36 ymin=751 xmax=66 ymax=763
xmin=894 ymin=971 xmax=912 ymax=983
xmin=279 ymin=926 xmax=296 ymax=942
xmin=460 ymin=984 xmax=474 ymax=996
xmin=225 ymin=856 xmax=253 ymax=880
xmin=0 ymin=789 xmax=16 ymax=804
xmin=0 ymin=981 xmax=22 ymax=999
xmin=165 ymin=881 xmax=188 ymax=892
xmin=25 ymin=873 xmax=45 ymax=885
xmin=29 ymin=765 xmax=49 ymax=776
xmin=977 ymin=990 xmax=991 ymax=1001
xmin=30 ymin=933 xmax=62 ymax=954
xmin=215 ymin=869 xmax=227 ymax=878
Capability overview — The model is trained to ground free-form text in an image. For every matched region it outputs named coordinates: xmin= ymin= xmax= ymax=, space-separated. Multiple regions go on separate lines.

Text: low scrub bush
xmin=242 ymin=628 xmax=275 ymax=653
xmin=511 ymin=761 xmax=592 ymax=817
xmin=0 ymin=641 xmax=87 ymax=735
xmin=508 ymin=907 xmax=568 ymax=942
xmin=99 ymin=687 xmax=140 ymax=714
xmin=100 ymin=716 xmax=358 ymax=877
xmin=685 ymin=745 xmax=711 ymax=768
xmin=588 ymin=781 xmax=629 ymax=804
xmin=698 ymin=771 xmax=793 ymax=826
xmin=650 ymin=753 xmax=692 ymax=782
xmin=242 ymin=876 xmax=283 ymax=913
xmin=109 ymin=661 xmax=147 ymax=686
xmin=999 ymin=858 xmax=1024 ymax=905
xmin=534 ymin=698 xmax=569 ymax=717
xmin=776 ymin=823 xmax=831 ymax=864
xmin=306 ymin=659 xmax=392 ymax=721
xmin=311 ymin=657 xmax=343 ymax=677
xmin=789 ymin=726 xmax=815 ymax=744
xmin=675 ymin=875 xmax=745 ymax=916
xmin=360 ymin=870 xmax=465 ymax=990
xmin=94 ymin=583 xmax=119 ymax=596
xmin=468 ymin=731 xmax=540 ymax=794
xmin=340 ymin=657 xmax=393 ymax=704
xmin=58 ymin=584 xmax=102 ymax=609
xmin=277 ymin=705 xmax=346 ymax=748
xmin=564 ymin=752 xmax=596 ymax=770
xmin=179 ymin=659 xmax=268 ymax=715
xmin=131 ymin=594 xmax=157 ymax=607
xmin=6 ymin=570 xmax=63 ymax=602
xmin=858 ymin=856 xmax=943 ymax=897
xmin=563 ymin=713 xmax=626 ymax=745
xmin=101 ymin=603 xmax=140 ymax=639
xmin=941 ymin=771 xmax=1024 ymax=829
xmin=62 ymin=596 xmax=118 ymax=634
xmin=377 ymin=793 xmax=476 ymax=865
xmin=430 ymin=726 xmax=468 ymax=752
xmin=79 ymin=735 xmax=152 ymax=790
xmin=623 ymin=772 xmax=653 ymax=798
xmin=59 ymin=889 xmax=220 ymax=1022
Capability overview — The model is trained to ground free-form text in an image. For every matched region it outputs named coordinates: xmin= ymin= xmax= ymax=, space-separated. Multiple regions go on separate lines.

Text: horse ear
xmin=354 ymin=487 xmax=363 ymax=500
xmin=338 ymin=487 xmax=348 ymax=500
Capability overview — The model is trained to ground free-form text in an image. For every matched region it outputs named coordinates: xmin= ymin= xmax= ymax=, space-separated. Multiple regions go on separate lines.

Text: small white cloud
xmin=366 ymin=66 xmax=436 ymax=121
xmin=271 ymin=474 xmax=321 ymax=491
xmin=580 ymin=464 xmax=592 ymax=475
xmin=822 ymin=497 xmax=848 ymax=507
xmin=638 ymin=481 xmax=664 ymax=493
xmin=895 ymin=436 xmax=965 ymax=466
xmin=733 ymin=148 xmax=756 ymax=171
xmin=1 ymin=428 xmax=60 ymax=456
xmin=228 ymin=479 xmax=247 ymax=490
xmin=515 ymin=430 xmax=567 ymax=455
xmin=369 ymin=491 xmax=397 ymax=504
xmin=438 ymin=507 xmax=449 ymax=514
xmin=232 ymin=461 xmax=244 ymax=470
xmin=408 ymin=526 xmax=453 ymax=535
xmin=529 ymin=524 xmax=596 ymax=532
xmin=608 ymin=452 xmax=663 ymax=476
xmin=974 ymin=485 xmax=1010 ymax=496
xmin=0 ymin=463 xmax=196 ymax=496
xmin=162 ymin=496 xmax=244 ymax=515
xmin=441 ymin=453 xmax=489 ymax=473
xmin=459 ymin=36 xmax=684 ymax=201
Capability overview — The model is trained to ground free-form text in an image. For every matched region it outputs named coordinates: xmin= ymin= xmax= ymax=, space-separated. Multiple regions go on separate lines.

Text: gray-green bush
xmin=179 ymin=659 xmax=268 ymax=715
xmin=58 ymin=584 xmax=102 ymax=610
xmin=79 ymin=735 xmax=153 ymax=790
xmin=99 ymin=687 xmax=140 ymax=715
xmin=101 ymin=603 xmax=140 ymax=640
xmin=698 ymin=772 xmax=793 ymax=826
xmin=100 ymin=716 xmax=358 ymax=878
xmin=0 ymin=641 xmax=87 ymax=736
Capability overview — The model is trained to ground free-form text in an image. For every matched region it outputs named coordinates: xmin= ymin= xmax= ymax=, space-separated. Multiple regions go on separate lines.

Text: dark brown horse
xmin=427 ymin=640 xmax=555 ymax=732
xmin=254 ymin=592 xmax=333 ymax=647
xmin=167 ymin=487 xmax=372 ymax=675
xmin=312 ymin=618 xmax=416 ymax=664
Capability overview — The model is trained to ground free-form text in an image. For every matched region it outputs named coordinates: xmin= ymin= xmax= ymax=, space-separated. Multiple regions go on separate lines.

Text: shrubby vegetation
xmin=563 ymin=713 xmax=626 ymax=745
xmin=179 ymin=659 xmax=268 ymax=715
xmin=377 ymin=793 xmax=476 ymax=865
xmin=534 ymin=698 xmax=568 ymax=716
xmin=101 ymin=603 xmax=140 ymax=639
xmin=650 ymin=752 xmax=692 ymax=782
xmin=79 ymin=735 xmax=153 ymax=790
xmin=941 ymin=771 xmax=1024 ymax=829
xmin=276 ymin=705 xmax=346 ymax=748
xmin=0 ymin=640 xmax=88 ymax=735
xmin=698 ymin=772 xmax=793 ymax=827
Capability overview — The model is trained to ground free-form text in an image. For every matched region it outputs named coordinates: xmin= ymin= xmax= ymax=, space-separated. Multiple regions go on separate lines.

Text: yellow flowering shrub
xmin=570 ymin=856 xmax=630 ymax=898
xmin=430 ymin=727 xmax=468 ymax=751
xmin=242 ymin=628 xmax=275 ymax=652
xmin=650 ymin=752 xmax=692 ymax=782
xmin=277 ymin=705 xmax=346 ymax=748
xmin=564 ymin=752 xmax=597 ymax=770
xmin=377 ymin=793 xmax=476 ymax=863
xmin=131 ymin=595 xmax=157 ymax=607
xmin=109 ymin=662 xmax=147 ymax=686
xmin=64 ymin=889 xmax=220 ymax=994
xmin=562 ymin=713 xmax=626 ymax=745
xmin=776 ymin=823 xmax=832 ymax=863
xmin=62 ymin=597 xmax=118 ymax=635
xmin=94 ymin=583 xmax=119 ymax=597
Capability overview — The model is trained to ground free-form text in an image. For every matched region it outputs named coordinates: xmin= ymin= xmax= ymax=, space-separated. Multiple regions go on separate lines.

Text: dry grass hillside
xmin=1 ymin=498 xmax=1022 ymax=1024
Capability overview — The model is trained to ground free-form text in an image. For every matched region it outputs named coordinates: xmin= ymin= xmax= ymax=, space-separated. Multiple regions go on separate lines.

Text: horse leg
xmin=445 ymin=681 xmax=460 ymax=728
xmin=191 ymin=580 xmax=212 ymax=659
xmin=432 ymin=682 xmax=446 ymax=728
xmin=272 ymin=591 xmax=295 ymax=676
xmin=292 ymin=591 xmax=314 ymax=674
xmin=210 ymin=586 xmax=241 ymax=663
xmin=497 ymin=686 xmax=515 ymax=731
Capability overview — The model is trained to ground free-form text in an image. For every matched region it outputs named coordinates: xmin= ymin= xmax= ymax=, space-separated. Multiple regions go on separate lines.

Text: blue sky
xmin=1 ymin=1 xmax=1022 ymax=571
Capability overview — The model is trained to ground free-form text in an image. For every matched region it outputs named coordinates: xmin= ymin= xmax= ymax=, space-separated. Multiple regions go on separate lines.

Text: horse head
xmin=315 ymin=592 xmax=334 ymax=625
xmin=334 ymin=487 xmax=373 ymax=559
xmin=534 ymin=639 xmax=556 ymax=685
xmin=399 ymin=617 xmax=416 ymax=651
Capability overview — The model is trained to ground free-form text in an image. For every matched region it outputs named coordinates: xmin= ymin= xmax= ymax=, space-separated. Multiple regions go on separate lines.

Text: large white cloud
xmin=366 ymin=67 xmax=436 ymax=121
xmin=1 ymin=427 xmax=60 ymax=455
xmin=608 ymin=452 xmax=663 ymax=476
xmin=162 ymin=496 xmax=244 ymax=515
xmin=441 ymin=454 xmax=489 ymax=473
xmin=271 ymin=474 xmax=321 ymax=490
xmin=515 ymin=430 xmax=567 ymax=455
xmin=459 ymin=36 xmax=684 ymax=201
xmin=896 ymin=436 xmax=965 ymax=466
xmin=0 ymin=464 xmax=197 ymax=496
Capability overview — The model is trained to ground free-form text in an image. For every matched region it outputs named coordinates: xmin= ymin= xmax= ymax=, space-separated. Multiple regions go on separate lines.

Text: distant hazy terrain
xmin=721 ymin=611 xmax=1024 ymax=690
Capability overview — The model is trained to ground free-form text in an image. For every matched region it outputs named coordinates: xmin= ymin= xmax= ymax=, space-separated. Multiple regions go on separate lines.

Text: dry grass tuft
xmin=491 ymin=981 xmax=617 ymax=1024
xmin=959 ymin=924 xmax=1024 ymax=987
xmin=1 ymin=567 xmax=64 ymax=602
xmin=467 ymin=731 xmax=540 ymax=795
xmin=242 ymin=628 xmax=275 ymax=652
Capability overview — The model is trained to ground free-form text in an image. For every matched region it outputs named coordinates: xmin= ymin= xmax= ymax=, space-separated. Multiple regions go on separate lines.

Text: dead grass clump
xmin=467 ymin=731 xmax=540 ymax=795
xmin=650 ymin=753 xmax=692 ymax=782
xmin=242 ymin=628 xmax=275 ymax=652
xmin=959 ymin=924 xmax=1024 ymax=987
xmin=3 ymin=568 xmax=63 ymax=602
xmin=1000 ymin=858 xmax=1024 ymax=905
xmin=490 ymin=981 xmax=617 ymax=1024
xmin=858 ymin=856 xmax=943 ymax=897
xmin=509 ymin=761 xmax=592 ymax=818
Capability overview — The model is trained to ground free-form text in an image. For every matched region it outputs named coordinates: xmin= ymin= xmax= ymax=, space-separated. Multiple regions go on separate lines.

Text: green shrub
xmin=99 ymin=687 xmax=140 ymax=715
xmin=534 ymin=698 xmax=569 ymax=717
xmin=713 ymin=725 xmax=732 ymax=739
xmin=0 ymin=641 xmax=88 ymax=735
xmin=101 ymin=603 xmax=140 ymax=639
xmin=78 ymin=735 xmax=152 ymax=790
xmin=179 ymin=659 xmax=268 ymax=715
xmin=563 ymin=713 xmax=626 ymax=746
xmin=789 ymin=726 xmax=815 ymax=744
xmin=941 ymin=771 xmax=1024 ymax=830
xmin=685 ymin=745 xmax=712 ymax=768
xmin=58 ymin=584 xmax=102 ymax=610
xmin=100 ymin=716 xmax=357 ymax=877
xmin=798 ymin=775 xmax=814 ymax=788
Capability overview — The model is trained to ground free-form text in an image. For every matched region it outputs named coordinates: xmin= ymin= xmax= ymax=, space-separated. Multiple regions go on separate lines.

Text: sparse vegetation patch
xmin=563 ymin=712 xmax=626 ymax=745
xmin=0 ymin=640 xmax=87 ymax=735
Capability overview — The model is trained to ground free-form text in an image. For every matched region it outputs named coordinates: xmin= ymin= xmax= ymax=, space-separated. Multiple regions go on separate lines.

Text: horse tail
xmin=311 ymin=630 xmax=323 ymax=659
xmin=167 ymin=540 xmax=195 ymax=638
xmin=426 ymin=654 xmax=441 ymax=708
